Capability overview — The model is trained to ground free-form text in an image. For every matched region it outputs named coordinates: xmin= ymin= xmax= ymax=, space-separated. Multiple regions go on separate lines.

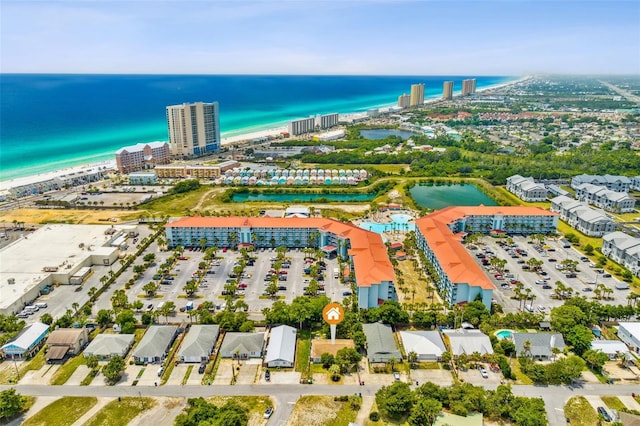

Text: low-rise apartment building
xmin=550 ymin=195 xmax=617 ymax=237
xmin=571 ymin=174 xmax=632 ymax=192
xmin=574 ymin=183 xmax=636 ymax=213
xmin=154 ymin=160 xmax=239 ymax=179
xmin=506 ymin=175 xmax=548 ymax=202
xmin=601 ymin=232 xmax=640 ymax=277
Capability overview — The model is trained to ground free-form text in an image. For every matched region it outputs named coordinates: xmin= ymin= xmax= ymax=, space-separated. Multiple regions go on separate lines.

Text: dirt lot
xmin=286 ymin=396 xmax=350 ymax=426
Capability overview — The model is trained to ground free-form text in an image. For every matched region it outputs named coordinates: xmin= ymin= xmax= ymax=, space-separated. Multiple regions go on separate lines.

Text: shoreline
xmin=0 ymin=76 xmax=528 ymax=188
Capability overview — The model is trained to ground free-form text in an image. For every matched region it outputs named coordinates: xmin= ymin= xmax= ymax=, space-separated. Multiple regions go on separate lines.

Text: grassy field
xmin=564 ymin=396 xmax=599 ymax=426
xmin=601 ymin=395 xmax=626 ymax=411
xmin=288 ymin=395 xmax=359 ymax=426
xmin=50 ymin=354 xmax=87 ymax=385
xmin=510 ymin=358 xmax=533 ymax=385
xmin=23 ymin=396 xmax=98 ymax=426
xmin=84 ymin=397 xmax=155 ymax=426
xmin=301 ymin=163 xmax=409 ymax=174
xmin=294 ymin=330 xmax=311 ymax=375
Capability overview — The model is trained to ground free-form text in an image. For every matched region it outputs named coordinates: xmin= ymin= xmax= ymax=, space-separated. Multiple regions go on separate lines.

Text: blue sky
xmin=1 ymin=0 xmax=639 ymax=75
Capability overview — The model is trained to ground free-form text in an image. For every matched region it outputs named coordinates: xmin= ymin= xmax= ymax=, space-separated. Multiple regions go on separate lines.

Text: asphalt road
xmin=2 ymin=382 xmax=639 ymax=426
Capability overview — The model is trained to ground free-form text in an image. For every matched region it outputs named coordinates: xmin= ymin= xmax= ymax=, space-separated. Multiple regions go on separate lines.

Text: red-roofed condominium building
xmin=415 ymin=206 xmax=558 ymax=309
xmin=165 ymin=217 xmax=396 ymax=309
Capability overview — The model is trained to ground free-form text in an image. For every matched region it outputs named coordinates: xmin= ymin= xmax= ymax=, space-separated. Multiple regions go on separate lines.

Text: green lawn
xmin=84 ymin=397 xmax=155 ymax=426
xmin=23 ymin=396 xmax=98 ymax=426
xmin=50 ymin=354 xmax=87 ymax=385
xmin=601 ymin=396 xmax=626 ymax=411
xmin=295 ymin=330 xmax=311 ymax=374
xmin=564 ymin=396 xmax=599 ymax=426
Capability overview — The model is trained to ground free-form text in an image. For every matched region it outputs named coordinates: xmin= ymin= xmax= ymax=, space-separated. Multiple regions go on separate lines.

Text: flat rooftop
xmin=0 ymin=224 xmax=118 ymax=312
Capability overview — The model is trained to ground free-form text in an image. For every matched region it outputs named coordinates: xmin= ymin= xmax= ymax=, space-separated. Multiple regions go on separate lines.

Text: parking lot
xmin=471 ymin=235 xmax=631 ymax=314
xmin=123 ymin=245 xmax=345 ymax=316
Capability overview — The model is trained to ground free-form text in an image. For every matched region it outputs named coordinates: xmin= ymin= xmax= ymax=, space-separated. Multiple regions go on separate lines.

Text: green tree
xmin=582 ymin=349 xmax=608 ymax=373
xmin=86 ymin=355 xmax=99 ymax=370
xmin=335 ymin=347 xmax=362 ymax=373
xmin=407 ymin=351 xmax=418 ymax=369
xmin=40 ymin=313 xmax=53 ymax=325
xmin=320 ymin=353 xmax=335 ymax=368
xmin=102 ymin=355 xmax=125 ymax=384
xmin=0 ymin=389 xmax=27 ymax=421
xmin=328 ymin=364 xmax=341 ymax=381
xmin=409 ymin=398 xmax=442 ymax=426
xmin=142 ymin=282 xmax=159 ymax=297
xmin=566 ymin=325 xmax=593 ymax=356
xmin=159 ymin=301 xmax=176 ymax=323
xmin=375 ymin=382 xmax=414 ymax=420
xmin=96 ymin=309 xmax=113 ymax=327
xmin=551 ymin=305 xmax=588 ymax=335
xmin=183 ymin=280 xmax=199 ymax=298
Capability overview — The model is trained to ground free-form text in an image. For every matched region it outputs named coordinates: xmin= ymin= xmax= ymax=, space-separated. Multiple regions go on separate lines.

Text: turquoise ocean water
xmin=0 ymin=75 xmax=513 ymax=181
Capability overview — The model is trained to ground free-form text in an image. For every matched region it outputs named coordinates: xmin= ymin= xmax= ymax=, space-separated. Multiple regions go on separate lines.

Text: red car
xmin=238 ymin=283 xmax=248 ymax=289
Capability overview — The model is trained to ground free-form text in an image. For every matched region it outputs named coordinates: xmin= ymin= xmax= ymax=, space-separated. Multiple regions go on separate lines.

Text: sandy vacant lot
xmin=1 ymin=208 xmax=138 ymax=225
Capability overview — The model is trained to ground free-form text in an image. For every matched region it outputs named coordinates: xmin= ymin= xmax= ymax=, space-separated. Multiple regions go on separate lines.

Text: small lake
xmin=231 ymin=192 xmax=374 ymax=202
xmin=360 ymin=129 xmax=417 ymax=140
xmin=409 ymin=184 xmax=497 ymax=209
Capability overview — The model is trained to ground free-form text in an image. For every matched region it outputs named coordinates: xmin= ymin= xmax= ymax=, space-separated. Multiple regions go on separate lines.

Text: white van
xmin=35 ymin=302 xmax=48 ymax=309
xmin=24 ymin=305 xmax=39 ymax=312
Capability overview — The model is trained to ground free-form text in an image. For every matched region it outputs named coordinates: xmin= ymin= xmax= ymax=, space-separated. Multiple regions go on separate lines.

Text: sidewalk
xmin=354 ymin=395 xmax=375 ymax=425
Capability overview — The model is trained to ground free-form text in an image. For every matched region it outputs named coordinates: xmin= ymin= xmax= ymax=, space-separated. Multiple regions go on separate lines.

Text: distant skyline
xmin=1 ymin=0 xmax=639 ymax=75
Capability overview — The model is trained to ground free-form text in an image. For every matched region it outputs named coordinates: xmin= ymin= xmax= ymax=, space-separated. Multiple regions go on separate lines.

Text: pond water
xmin=360 ymin=129 xmax=418 ymax=140
xmin=231 ymin=192 xmax=374 ymax=202
xmin=409 ymin=184 xmax=497 ymax=209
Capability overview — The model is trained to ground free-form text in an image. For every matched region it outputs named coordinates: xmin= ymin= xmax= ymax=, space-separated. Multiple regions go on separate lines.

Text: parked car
xmin=597 ymin=407 xmax=611 ymax=422
xmin=393 ymin=372 xmax=401 ymax=381
xmin=264 ymin=407 xmax=274 ymax=419
xmin=265 ymin=370 xmax=271 ymax=381
xmin=198 ymin=363 xmax=207 ymax=374
xmin=480 ymin=368 xmax=488 ymax=379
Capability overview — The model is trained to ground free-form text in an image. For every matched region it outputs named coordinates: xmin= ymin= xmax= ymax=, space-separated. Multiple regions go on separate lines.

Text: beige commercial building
xmin=154 ymin=160 xmax=239 ymax=179
xmin=410 ymin=83 xmax=425 ymax=107
xmin=167 ymin=102 xmax=220 ymax=158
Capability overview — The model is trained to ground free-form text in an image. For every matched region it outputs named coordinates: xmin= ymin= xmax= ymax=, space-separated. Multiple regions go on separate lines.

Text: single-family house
xmin=1 ymin=322 xmax=49 ymax=359
xmin=45 ymin=328 xmax=89 ymax=362
xmin=443 ymin=329 xmax=493 ymax=356
xmin=264 ymin=325 xmax=297 ymax=368
xmin=178 ymin=325 xmax=220 ymax=363
xmin=618 ymin=322 xmax=640 ymax=354
xmin=219 ymin=332 xmax=265 ymax=359
xmin=591 ymin=340 xmax=630 ymax=360
xmin=399 ymin=331 xmax=446 ymax=361
xmin=132 ymin=325 xmax=178 ymax=364
xmin=83 ymin=334 xmax=135 ymax=360
xmin=362 ymin=323 xmax=401 ymax=363
xmin=512 ymin=332 xmax=565 ymax=359
xmin=310 ymin=339 xmax=355 ymax=363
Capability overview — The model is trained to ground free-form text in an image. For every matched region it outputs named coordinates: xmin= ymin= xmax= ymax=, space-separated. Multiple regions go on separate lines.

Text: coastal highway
xmin=3 ymin=382 xmax=639 ymax=426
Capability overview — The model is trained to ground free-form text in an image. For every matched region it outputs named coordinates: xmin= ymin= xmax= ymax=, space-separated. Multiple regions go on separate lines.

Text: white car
xmin=480 ymin=368 xmax=488 ymax=379
xmin=264 ymin=407 xmax=274 ymax=419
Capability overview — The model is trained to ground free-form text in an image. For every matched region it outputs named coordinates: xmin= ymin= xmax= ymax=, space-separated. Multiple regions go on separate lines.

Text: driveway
xmin=65 ymin=365 xmax=90 ymax=386
xmin=19 ymin=364 xmax=59 ymax=385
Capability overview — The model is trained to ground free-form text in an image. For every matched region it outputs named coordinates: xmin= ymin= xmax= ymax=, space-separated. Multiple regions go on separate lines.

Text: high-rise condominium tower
xmin=410 ymin=83 xmax=425 ymax=107
xmin=443 ymin=81 xmax=454 ymax=100
xmin=397 ymin=94 xmax=411 ymax=108
xmin=462 ymin=79 xmax=477 ymax=96
xmin=166 ymin=102 xmax=220 ymax=158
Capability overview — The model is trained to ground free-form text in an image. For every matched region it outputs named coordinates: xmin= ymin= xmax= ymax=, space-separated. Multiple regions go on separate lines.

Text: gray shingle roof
xmin=512 ymin=332 xmax=565 ymax=358
xmin=178 ymin=325 xmax=219 ymax=360
xmin=220 ymin=332 xmax=264 ymax=355
xmin=84 ymin=334 xmax=134 ymax=358
xmin=132 ymin=326 xmax=177 ymax=359
xmin=362 ymin=323 xmax=401 ymax=362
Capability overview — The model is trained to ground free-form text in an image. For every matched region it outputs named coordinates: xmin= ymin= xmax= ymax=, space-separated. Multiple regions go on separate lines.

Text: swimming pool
xmin=359 ymin=214 xmax=415 ymax=234
xmin=495 ymin=329 xmax=514 ymax=340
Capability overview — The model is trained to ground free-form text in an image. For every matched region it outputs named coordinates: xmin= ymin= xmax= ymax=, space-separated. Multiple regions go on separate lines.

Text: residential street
xmin=2 ymin=382 xmax=639 ymax=426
